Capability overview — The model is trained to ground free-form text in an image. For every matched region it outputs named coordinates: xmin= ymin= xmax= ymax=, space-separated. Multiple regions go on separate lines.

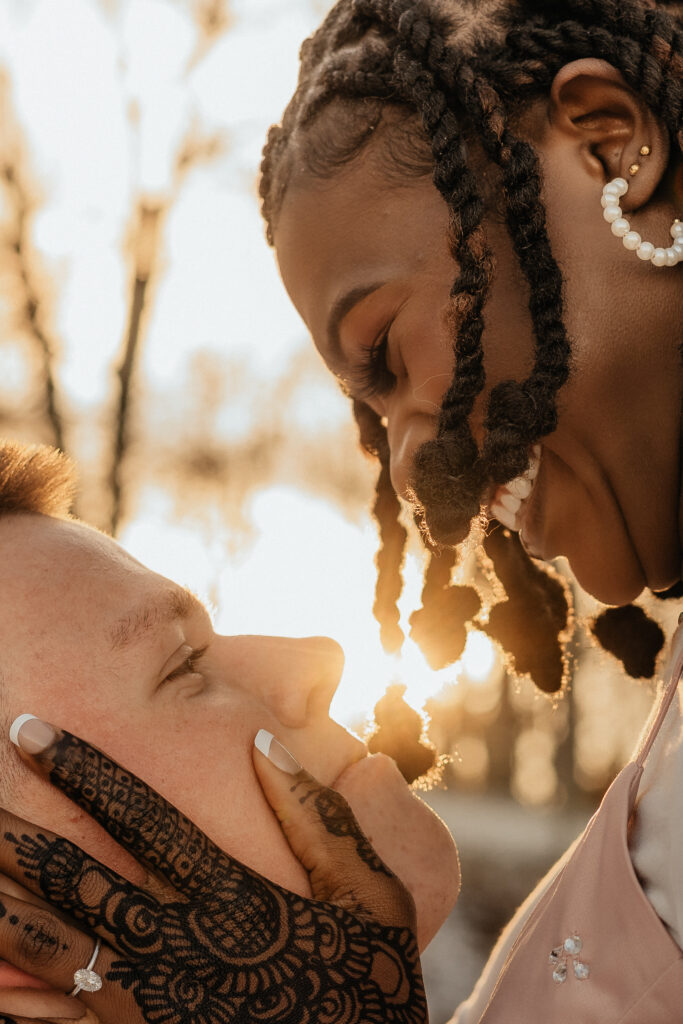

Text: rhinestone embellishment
xmin=72 ymin=968 xmax=103 ymax=993
xmin=549 ymin=934 xmax=590 ymax=984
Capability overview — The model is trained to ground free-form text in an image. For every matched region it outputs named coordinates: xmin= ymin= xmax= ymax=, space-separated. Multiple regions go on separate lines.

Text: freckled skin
xmin=274 ymin=62 xmax=682 ymax=606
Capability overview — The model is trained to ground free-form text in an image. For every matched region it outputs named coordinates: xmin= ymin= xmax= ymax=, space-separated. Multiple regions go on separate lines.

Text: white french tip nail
xmin=254 ymin=729 xmax=302 ymax=773
xmin=254 ymin=729 xmax=273 ymax=758
xmin=9 ymin=714 xmax=39 ymax=747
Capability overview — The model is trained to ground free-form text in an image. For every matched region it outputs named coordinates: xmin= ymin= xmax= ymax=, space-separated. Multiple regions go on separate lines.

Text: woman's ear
xmin=548 ymin=58 xmax=670 ymax=210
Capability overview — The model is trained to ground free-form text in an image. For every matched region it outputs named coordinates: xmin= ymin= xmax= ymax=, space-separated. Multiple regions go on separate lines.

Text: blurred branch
xmin=132 ymin=347 xmax=376 ymax=538
xmin=107 ymin=201 xmax=164 ymax=535
xmin=101 ymin=0 xmax=232 ymax=533
xmin=187 ymin=0 xmax=233 ymax=69
xmin=174 ymin=129 xmax=225 ymax=183
xmin=0 ymin=75 xmax=67 ymax=453
xmin=107 ymin=121 xmax=226 ymax=534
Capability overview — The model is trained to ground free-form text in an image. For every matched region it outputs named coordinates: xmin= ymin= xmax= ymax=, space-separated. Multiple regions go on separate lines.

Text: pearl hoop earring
xmin=601 ymin=177 xmax=683 ymax=267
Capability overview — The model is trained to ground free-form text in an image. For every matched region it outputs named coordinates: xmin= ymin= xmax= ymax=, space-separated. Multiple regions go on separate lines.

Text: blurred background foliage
xmin=0 ymin=1 xmax=676 ymax=1016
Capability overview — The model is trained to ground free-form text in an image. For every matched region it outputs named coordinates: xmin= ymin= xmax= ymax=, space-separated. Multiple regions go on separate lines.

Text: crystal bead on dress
xmin=549 ymin=934 xmax=589 ymax=985
xmin=552 ymin=962 xmax=568 ymax=983
xmin=574 ymin=961 xmax=590 ymax=980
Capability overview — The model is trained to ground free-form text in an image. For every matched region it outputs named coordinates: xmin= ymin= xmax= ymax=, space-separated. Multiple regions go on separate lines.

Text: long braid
xmin=361 ymin=3 xmax=494 ymax=539
xmin=366 ymin=1 xmax=571 ymax=489
xmin=386 ymin=48 xmax=490 ymax=533
xmin=458 ymin=72 xmax=571 ymax=481
xmin=409 ymin=547 xmax=481 ymax=669
xmin=352 ymin=400 xmax=407 ymax=653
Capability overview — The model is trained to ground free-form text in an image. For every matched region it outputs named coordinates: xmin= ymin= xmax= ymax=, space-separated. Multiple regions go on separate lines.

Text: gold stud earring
xmin=630 ymin=145 xmax=652 ymax=176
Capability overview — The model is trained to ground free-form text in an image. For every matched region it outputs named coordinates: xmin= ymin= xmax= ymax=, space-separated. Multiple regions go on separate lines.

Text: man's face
xmin=0 ymin=514 xmax=459 ymax=951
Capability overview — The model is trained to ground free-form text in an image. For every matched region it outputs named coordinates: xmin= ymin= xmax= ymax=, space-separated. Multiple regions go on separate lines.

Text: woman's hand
xmin=0 ymin=718 xmax=427 ymax=1023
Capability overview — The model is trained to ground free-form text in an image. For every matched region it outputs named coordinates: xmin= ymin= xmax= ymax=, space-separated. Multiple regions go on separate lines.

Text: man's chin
xmin=334 ymin=753 xmax=460 ymax=951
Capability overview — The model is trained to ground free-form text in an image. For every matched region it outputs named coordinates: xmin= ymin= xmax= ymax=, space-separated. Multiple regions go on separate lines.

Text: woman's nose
xmin=220 ymin=634 xmax=345 ymax=728
xmin=386 ymin=410 xmax=438 ymax=499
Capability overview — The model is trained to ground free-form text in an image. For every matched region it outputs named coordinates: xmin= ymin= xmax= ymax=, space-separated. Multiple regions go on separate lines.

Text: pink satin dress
xmin=475 ymin=624 xmax=683 ymax=1023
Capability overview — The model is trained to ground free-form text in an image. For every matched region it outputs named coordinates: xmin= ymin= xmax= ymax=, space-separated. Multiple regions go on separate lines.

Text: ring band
xmin=69 ymin=937 xmax=103 ymax=996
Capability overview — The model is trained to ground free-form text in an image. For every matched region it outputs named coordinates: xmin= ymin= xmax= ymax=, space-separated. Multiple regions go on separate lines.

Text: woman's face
xmin=274 ymin=128 xmax=682 ymax=606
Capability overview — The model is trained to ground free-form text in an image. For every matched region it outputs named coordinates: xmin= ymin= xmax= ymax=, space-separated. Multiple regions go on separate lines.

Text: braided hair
xmin=260 ymin=0 xmax=683 ymax=693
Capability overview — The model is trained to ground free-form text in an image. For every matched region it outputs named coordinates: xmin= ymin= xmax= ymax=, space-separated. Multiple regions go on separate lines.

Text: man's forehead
xmin=0 ymin=514 xmax=155 ymax=630
xmin=0 ymin=513 xmax=209 ymax=671
xmin=0 ymin=513 xmax=138 ymax=572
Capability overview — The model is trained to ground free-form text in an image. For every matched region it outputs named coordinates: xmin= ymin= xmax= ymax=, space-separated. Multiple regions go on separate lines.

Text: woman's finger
xmin=0 ymin=875 xmax=61 ymax=920
xmin=0 ymin=894 xmax=137 ymax=1024
xmin=253 ymin=731 xmax=418 ymax=931
xmin=0 ymin=889 xmax=109 ymax=1001
xmin=0 ymin=1015 xmax=52 ymax=1023
xmin=0 ymin=1016 xmax=100 ymax=1024
xmin=0 ymin=814 xmax=161 ymax=957
xmin=0 ymin=986 xmax=85 ymax=1020
xmin=11 ymin=717 xmax=256 ymax=902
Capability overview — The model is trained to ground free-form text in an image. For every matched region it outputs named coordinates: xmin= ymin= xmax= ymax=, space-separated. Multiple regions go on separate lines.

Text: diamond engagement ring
xmin=69 ymin=937 xmax=103 ymax=996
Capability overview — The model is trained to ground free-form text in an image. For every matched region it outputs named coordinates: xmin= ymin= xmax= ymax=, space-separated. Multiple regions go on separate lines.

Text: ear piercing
xmin=602 ymin=175 xmax=682 ymax=267
xmin=628 ymin=144 xmax=651 ymax=177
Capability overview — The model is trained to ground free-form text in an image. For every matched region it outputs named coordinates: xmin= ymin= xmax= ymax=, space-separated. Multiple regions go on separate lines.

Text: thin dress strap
xmin=635 ymin=619 xmax=683 ymax=769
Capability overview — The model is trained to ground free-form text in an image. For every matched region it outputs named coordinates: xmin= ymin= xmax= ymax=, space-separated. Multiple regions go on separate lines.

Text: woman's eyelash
xmin=343 ymin=330 xmax=397 ymax=401
xmin=165 ymin=644 xmax=209 ymax=682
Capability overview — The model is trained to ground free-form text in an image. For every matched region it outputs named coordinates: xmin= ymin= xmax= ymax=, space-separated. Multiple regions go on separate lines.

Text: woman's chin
xmin=522 ymin=509 xmax=647 ymax=604
xmin=334 ymin=753 xmax=460 ymax=951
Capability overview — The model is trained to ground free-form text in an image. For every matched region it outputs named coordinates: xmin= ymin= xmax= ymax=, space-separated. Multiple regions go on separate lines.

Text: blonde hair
xmin=0 ymin=440 xmax=76 ymax=518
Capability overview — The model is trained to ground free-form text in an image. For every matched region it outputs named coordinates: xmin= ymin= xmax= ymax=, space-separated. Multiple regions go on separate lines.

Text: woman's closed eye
xmin=343 ymin=328 xmax=397 ymax=401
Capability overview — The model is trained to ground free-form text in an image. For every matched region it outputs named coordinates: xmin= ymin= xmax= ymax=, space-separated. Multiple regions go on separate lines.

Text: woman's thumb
xmin=252 ymin=730 xmax=416 ymax=930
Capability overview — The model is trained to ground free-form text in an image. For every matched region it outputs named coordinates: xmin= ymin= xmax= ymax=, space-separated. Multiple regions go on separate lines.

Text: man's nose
xmin=220 ymin=634 xmax=345 ymax=728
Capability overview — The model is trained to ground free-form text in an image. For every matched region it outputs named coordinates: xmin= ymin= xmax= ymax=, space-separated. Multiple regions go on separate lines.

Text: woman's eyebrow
xmin=108 ymin=588 xmax=209 ymax=651
xmin=326 ymin=281 xmax=385 ymax=362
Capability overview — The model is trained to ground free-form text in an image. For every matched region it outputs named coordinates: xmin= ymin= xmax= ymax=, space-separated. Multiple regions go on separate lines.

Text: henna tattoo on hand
xmin=3 ymin=731 xmax=427 ymax=1024
xmin=0 ymin=893 xmax=68 ymax=964
xmin=293 ymin=781 xmax=394 ymax=878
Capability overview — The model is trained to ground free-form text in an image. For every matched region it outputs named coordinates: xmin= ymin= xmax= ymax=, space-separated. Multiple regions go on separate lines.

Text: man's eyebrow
xmin=326 ymin=282 xmax=385 ymax=363
xmin=108 ymin=588 xmax=209 ymax=651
